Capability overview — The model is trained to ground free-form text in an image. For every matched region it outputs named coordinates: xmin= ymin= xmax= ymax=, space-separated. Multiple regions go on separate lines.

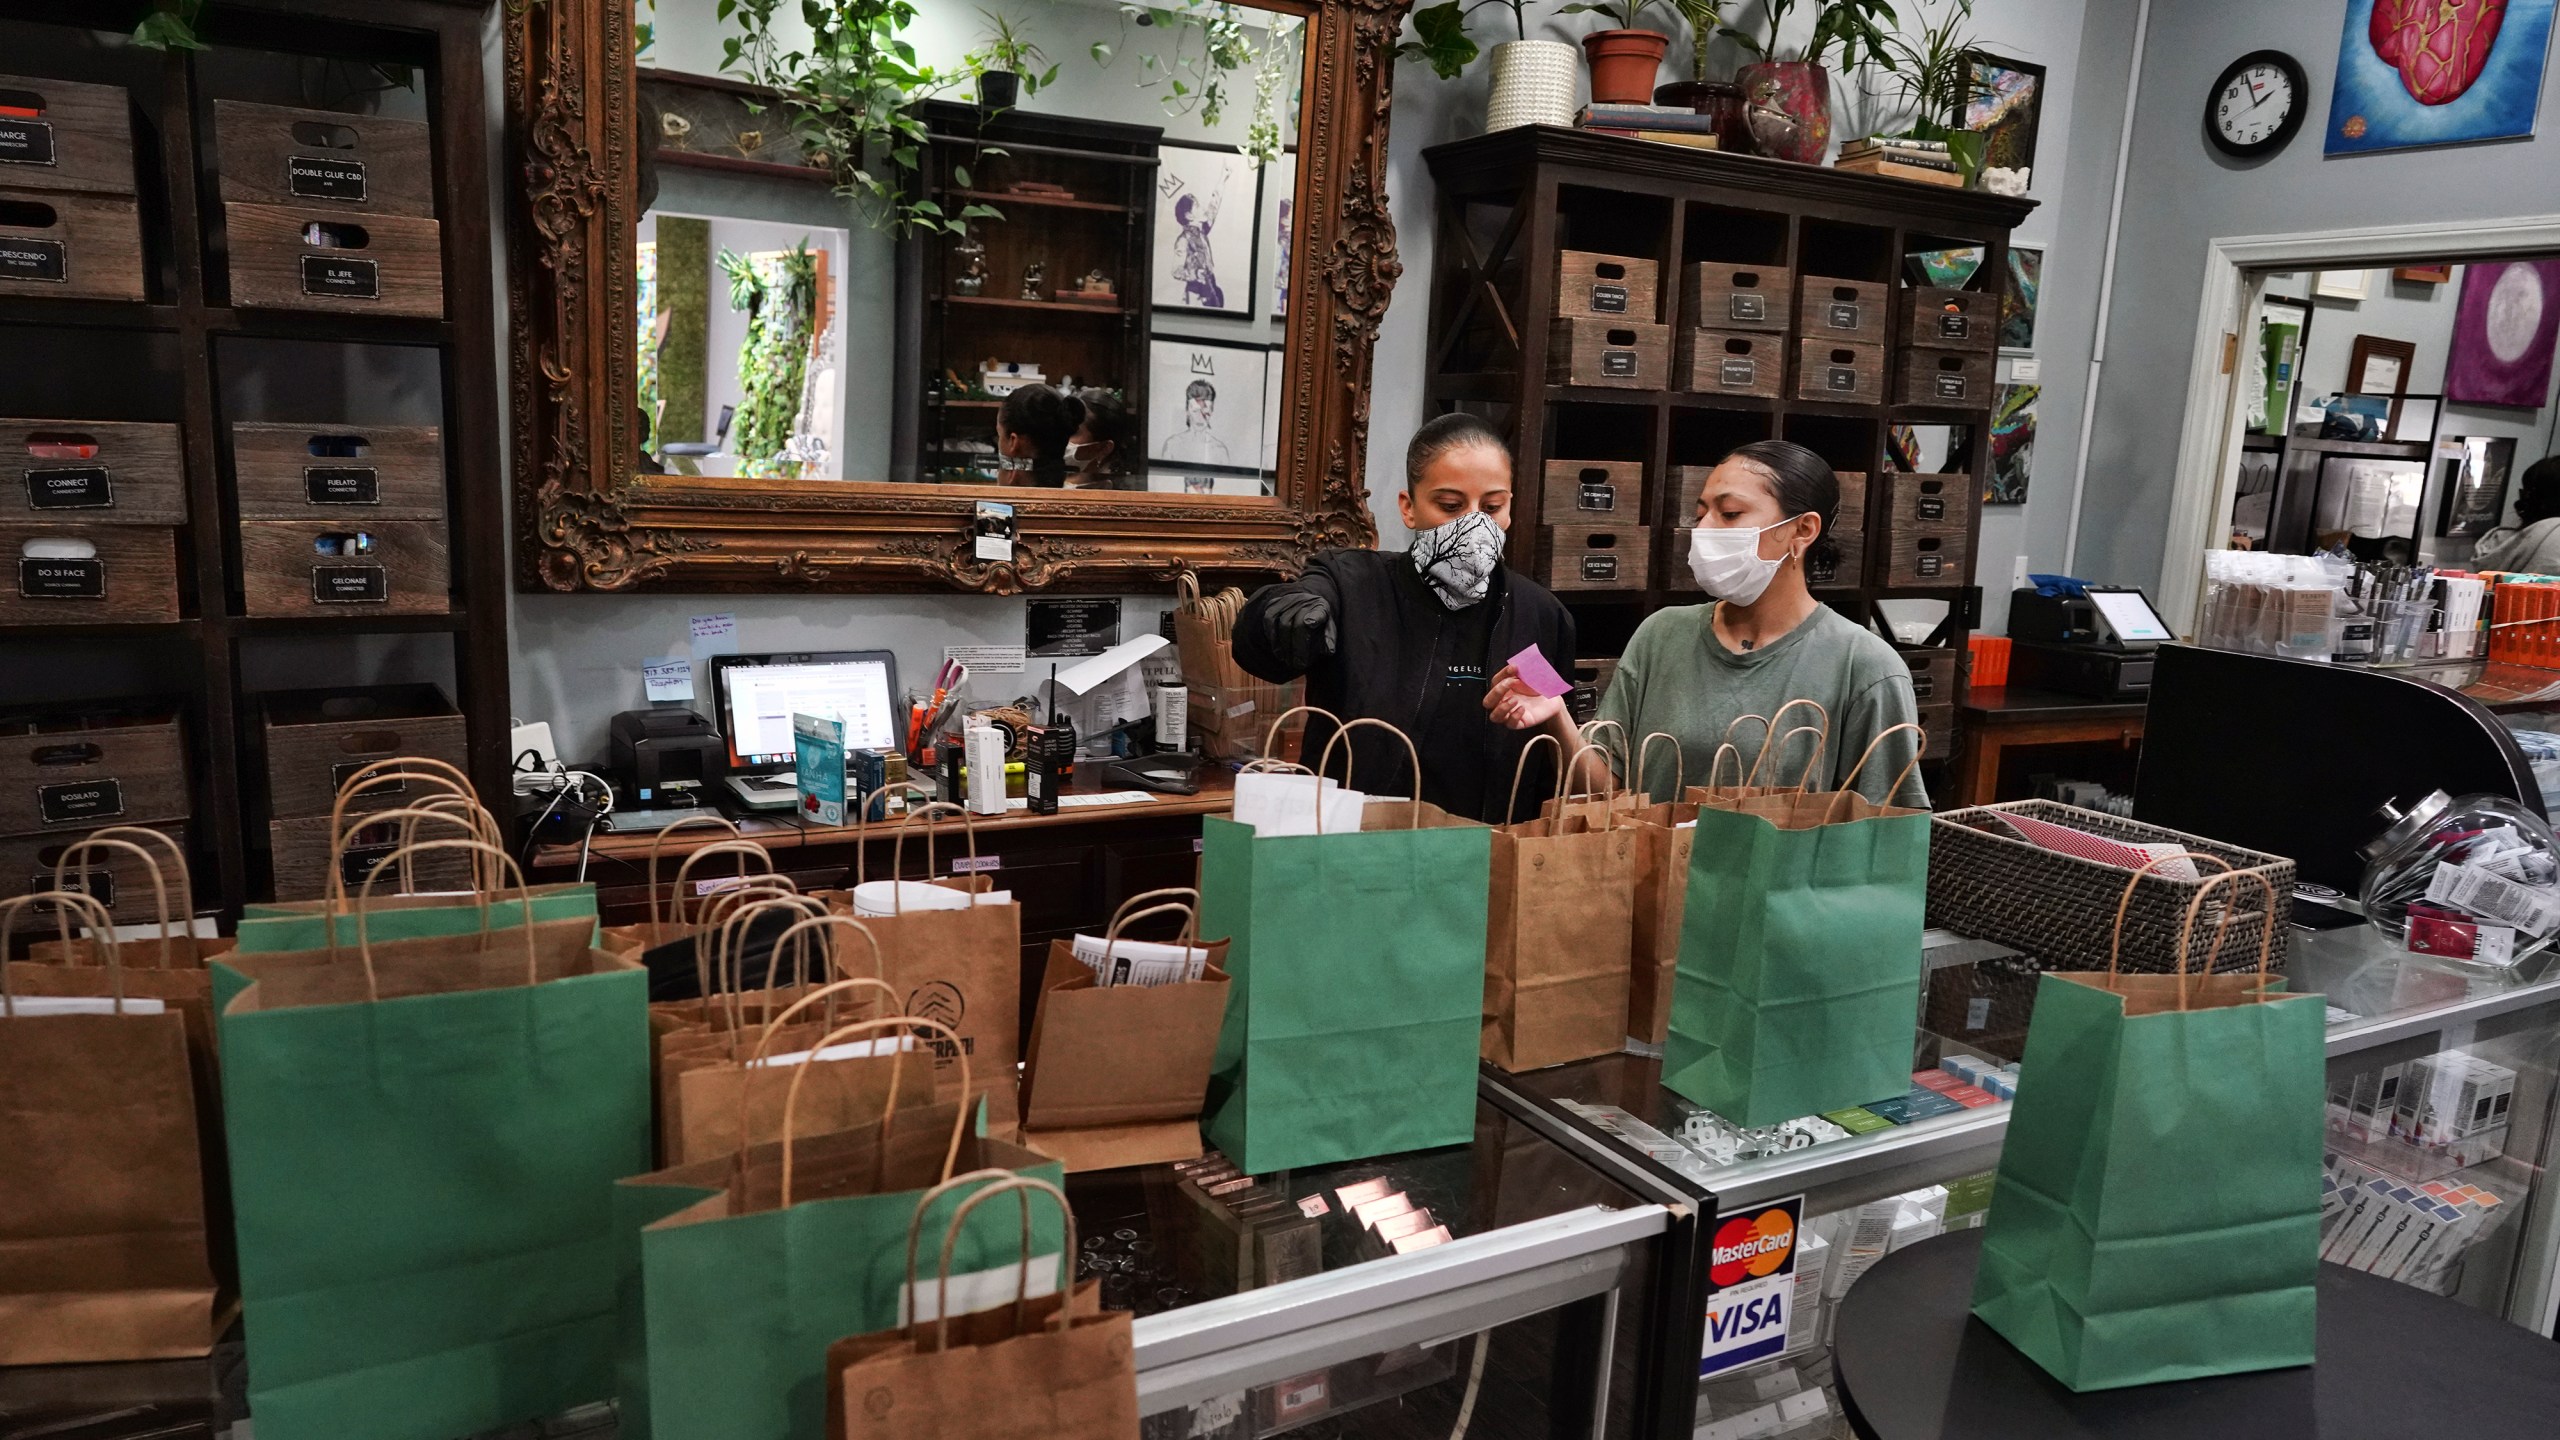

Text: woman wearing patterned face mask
xmin=1233 ymin=413 xmax=1576 ymax=823
xmin=1485 ymin=439 xmax=1924 ymax=806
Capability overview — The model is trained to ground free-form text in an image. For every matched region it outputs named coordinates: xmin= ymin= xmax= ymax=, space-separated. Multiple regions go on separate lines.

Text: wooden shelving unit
xmin=0 ymin=0 xmax=508 ymax=918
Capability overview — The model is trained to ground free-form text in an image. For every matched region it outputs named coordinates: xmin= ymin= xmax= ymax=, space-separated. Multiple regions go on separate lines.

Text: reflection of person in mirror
xmin=1160 ymin=379 xmax=1232 ymax=464
xmin=1171 ymin=191 xmax=1225 ymax=308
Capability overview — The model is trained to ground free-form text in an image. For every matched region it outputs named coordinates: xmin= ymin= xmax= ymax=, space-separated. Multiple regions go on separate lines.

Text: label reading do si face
xmin=19 ymin=556 xmax=103 ymax=598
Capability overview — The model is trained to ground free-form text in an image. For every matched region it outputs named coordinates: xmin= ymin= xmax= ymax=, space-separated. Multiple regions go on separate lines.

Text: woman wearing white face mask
xmin=1486 ymin=439 xmax=1924 ymax=807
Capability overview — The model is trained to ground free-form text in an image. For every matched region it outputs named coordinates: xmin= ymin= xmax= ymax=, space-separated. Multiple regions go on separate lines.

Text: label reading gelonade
xmin=37 ymin=778 xmax=123 ymax=825
xmin=1589 ymin=283 xmax=1628 ymax=314
xmin=1719 ymin=357 xmax=1758 ymax=389
xmin=287 ymin=155 xmax=368 ymax=202
xmin=300 ymin=254 xmax=380 ymax=299
xmin=1932 ymin=372 xmax=1969 ymax=401
xmin=1826 ymin=366 xmax=1858 ymax=393
xmin=1729 ymin=293 xmax=1766 ymax=323
xmin=1601 ymin=350 xmax=1639 ymax=378
xmin=1579 ymin=555 xmax=1619 ymax=582
xmin=1826 ymin=301 xmax=1862 ymax=330
xmin=311 ymin=563 xmax=389 ymax=604
xmin=19 ymin=556 xmax=103 ymax=598
xmin=25 ymin=466 xmax=113 ymax=510
xmin=304 ymin=466 xmax=380 ymax=505
xmin=0 ymin=239 xmax=67 ymax=283
xmin=1576 ymin=481 xmax=1616 ymax=513
xmin=0 ymin=116 xmax=57 ymax=166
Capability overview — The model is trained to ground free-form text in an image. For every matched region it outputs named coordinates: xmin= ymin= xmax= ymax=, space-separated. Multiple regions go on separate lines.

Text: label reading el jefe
xmin=301 ymin=254 xmax=380 ymax=299
xmin=25 ymin=466 xmax=113 ymax=509
xmin=287 ymin=155 xmax=368 ymax=202
xmin=1702 ymin=1194 xmax=1802 ymax=1378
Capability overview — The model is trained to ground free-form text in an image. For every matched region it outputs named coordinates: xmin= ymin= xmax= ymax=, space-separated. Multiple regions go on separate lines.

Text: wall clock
xmin=2207 ymin=49 xmax=2310 ymax=159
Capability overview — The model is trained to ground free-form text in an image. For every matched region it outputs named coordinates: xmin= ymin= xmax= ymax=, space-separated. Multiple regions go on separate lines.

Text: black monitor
xmin=706 ymin=650 xmax=901 ymax=775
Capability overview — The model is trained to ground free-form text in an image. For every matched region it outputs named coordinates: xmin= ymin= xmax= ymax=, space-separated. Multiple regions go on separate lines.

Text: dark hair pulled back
xmin=1723 ymin=439 xmax=1840 ymax=568
xmin=1405 ymin=411 xmax=1511 ymax=492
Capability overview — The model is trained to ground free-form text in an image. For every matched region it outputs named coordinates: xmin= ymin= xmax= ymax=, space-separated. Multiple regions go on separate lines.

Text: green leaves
xmin=1396 ymin=1 xmax=1479 ymax=80
xmin=131 ymin=0 xmax=206 ymax=51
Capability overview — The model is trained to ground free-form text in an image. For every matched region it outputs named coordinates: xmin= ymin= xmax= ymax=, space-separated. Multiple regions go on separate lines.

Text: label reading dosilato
xmin=1601 ymin=350 xmax=1639 ymax=378
xmin=1826 ymin=301 xmax=1862 ymax=330
xmin=19 ymin=556 xmax=103 ymax=598
xmin=1719 ymin=357 xmax=1758 ymax=389
xmin=300 ymin=254 xmax=380 ymax=299
xmin=1826 ymin=366 xmax=1858 ymax=393
xmin=1577 ymin=481 xmax=1616 ymax=513
xmin=304 ymin=466 xmax=380 ymax=505
xmin=1937 ymin=311 xmax=1971 ymax=340
xmin=0 ymin=116 xmax=57 ymax=166
xmin=1589 ymin=283 xmax=1628 ymax=313
xmin=0 ymin=238 xmax=67 ymax=283
xmin=1580 ymin=554 xmax=1619 ymax=582
xmin=25 ymin=466 xmax=113 ymax=510
xmin=287 ymin=154 xmax=368 ymax=202
xmin=38 ymin=778 xmax=123 ymax=825
xmin=1933 ymin=372 xmax=1970 ymax=401
xmin=1729 ymin=293 xmax=1766 ymax=323
xmin=312 ymin=563 xmax=389 ymax=604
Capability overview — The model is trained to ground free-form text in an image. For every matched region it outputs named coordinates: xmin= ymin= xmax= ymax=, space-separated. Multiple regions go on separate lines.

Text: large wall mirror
xmin=506 ymin=0 xmax=1407 ymax=594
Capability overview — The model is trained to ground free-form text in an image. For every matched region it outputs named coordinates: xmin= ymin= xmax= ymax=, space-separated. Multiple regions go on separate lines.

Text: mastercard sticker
xmin=1701 ymin=1194 xmax=1803 ymax=1378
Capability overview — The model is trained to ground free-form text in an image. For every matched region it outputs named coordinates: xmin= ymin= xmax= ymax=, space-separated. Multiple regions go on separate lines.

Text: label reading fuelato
xmin=19 ymin=556 xmax=103 ymax=598
xmin=1589 ymin=283 xmax=1627 ymax=313
xmin=0 ymin=116 xmax=57 ymax=166
xmin=38 ymin=778 xmax=123 ymax=825
xmin=287 ymin=155 xmax=368 ymax=202
xmin=300 ymin=254 xmax=380 ymax=299
xmin=0 ymin=239 xmax=66 ymax=283
xmin=304 ymin=466 xmax=380 ymax=505
xmin=25 ymin=466 xmax=113 ymax=510
xmin=311 ymin=563 xmax=388 ymax=603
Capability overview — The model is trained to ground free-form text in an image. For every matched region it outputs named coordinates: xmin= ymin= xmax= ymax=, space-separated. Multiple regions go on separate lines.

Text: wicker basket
xmin=1927 ymin=800 xmax=2296 ymax=974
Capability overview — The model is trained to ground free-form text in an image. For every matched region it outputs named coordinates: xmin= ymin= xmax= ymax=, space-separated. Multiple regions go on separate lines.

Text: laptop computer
xmin=708 ymin=650 xmax=901 ymax=811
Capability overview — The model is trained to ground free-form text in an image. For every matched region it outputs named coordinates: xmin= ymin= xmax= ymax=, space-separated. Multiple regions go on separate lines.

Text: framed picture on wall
xmin=1152 ymin=141 xmax=1262 ymax=319
xmin=2315 ymin=269 xmax=2373 ymax=301
xmin=1266 ymin=150 xmax=1297 ymax=320
xmin=2326 ymin=0 xmax=2557 ymax=155
xmin=2447 ymin=259 xmax=2560 ymax=408
xmin=1999 ymin=246 xmax=2042 ymax=353
xmin=2437 ymin=435 xmax=2518 ymax=537
xmin=2347 ymin=335 xmax=2417 ymax=396
xmin=1147 ymin=335 xmax=1268 ymax=475
xmin=2395 ymin=264 xmax=2454 ymax=285
xmin=1963 ymin=52 xmax=2046 ymax=180
xmin=1987 ymin=384 xmax=2037 ymax=505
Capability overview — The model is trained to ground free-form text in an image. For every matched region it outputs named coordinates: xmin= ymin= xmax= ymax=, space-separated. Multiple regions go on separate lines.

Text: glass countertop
xmin=2292 ymin=918 xmax=2560 ymax=1048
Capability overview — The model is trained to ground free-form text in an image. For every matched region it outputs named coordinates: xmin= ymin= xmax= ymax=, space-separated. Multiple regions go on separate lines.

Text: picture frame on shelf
xmin=2436 ymin=435 xmax=2518 ymax=537
xmin=2346 ymin=334 xmax=2417 ymax=398
xmin=1152 ymin=140 xmax=1262 ymax=320
xmin=1998 ymin=245 xmax=2041 ymax=354
xmin=1963 ymin=52 xmax=2047 ymax=183
xmin=2395 ymin=264 xmax=2454 ymax=285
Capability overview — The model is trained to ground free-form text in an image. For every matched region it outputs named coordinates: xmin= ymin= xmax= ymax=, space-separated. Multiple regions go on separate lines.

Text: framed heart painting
xmin=2327 ymin=0 xmax=2558 ymax=154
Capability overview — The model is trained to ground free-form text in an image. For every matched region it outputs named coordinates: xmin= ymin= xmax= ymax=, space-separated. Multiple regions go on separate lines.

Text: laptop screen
xmin=712 ymin=652 xmax=900 ymax=771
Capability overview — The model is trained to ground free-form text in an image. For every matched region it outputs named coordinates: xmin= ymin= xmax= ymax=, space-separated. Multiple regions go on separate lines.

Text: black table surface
xmin=1834 ymin=1228 xmax=2560 ymax=1440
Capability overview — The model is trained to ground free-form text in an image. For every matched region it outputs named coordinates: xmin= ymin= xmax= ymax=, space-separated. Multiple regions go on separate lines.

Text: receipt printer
xmin=610 ymin=707 xmax=724 ymax=805
xmin=2008 ymin=580 xmax=2176 ymax=700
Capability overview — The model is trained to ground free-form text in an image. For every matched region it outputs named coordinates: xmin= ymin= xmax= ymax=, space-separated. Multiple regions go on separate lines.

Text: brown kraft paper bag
xmin=1019 ymin=893 xmax=1232 ymax=1170
xmin=1484 ymin=739 xmax=1637 ymax=1071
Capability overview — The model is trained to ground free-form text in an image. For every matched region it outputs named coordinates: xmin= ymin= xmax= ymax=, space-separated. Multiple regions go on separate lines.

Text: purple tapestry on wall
xmin=2446 ymin=259 xmax=2560 ymax=408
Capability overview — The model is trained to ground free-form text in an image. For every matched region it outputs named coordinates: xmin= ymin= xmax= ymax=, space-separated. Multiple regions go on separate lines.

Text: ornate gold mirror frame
xmin=503 ymin=0 xmax=1408 ymax=594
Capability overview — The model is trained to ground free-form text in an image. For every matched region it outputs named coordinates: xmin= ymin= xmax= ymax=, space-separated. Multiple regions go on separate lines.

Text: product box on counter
xmin=1187 ymin=677 xmax=1304 ymax=763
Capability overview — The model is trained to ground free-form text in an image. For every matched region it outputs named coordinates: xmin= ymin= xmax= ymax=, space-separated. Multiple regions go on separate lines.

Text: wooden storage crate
xmin=0 ymin=190 xmax=143 ymax=300
xmin=1542 ymin=523 xmax=1650 ymax=591
xmin=239 ymin=518 xmax=449 ymax=616
xmin=1886 ymin=523 xmax=1969 ymax=587
xmin=211 ymin=99 xmax=436 ymax=218
xmin=0 ymin=707 xmax=188 ymax=836
xmin=7 ymin=418 xmax=185 ymax=524
xmin=1680 ymin=263 xmax=1790 ymax=333
xmin=259 ymin=683 xmax=467 ymax=819
xmin=231 ymin=421 xmax=444 ymax=519
xmin=1917 ymin=701 xmax=1955 ymax=760
xmin=0 ymin=73 xmax=138 ymax=196
xmin=1898 ymin=646 xmax=1960 ymax=704
xmin=1885 ymin=472 xmax=1975 ymax=533
xmin=1898 ymin=347 xmax=1996 ymax=407
xmin=1540 ymin=460 xmax=1643 ymax=522
xmin=1794 ymin=339 xmax=1884 ymax=404
xmin=0 ymin=821 xmax=190 ymax=928
xmin=223 ymin=201 xmax=444 ymax=317
xmin=1674 ymin=329 xmax=1783 ymax=398
xmin=1797 ymin=275 xmax=1888 ymax=344
xmin=0 ymin=523 xmax=179 ymax=624
xmin=270 ymin=811 xmax=472 ymax=902
xmin=1553 ymin=249 xmax=1658 ymax=320
xmin=1547 ymin=317 xmax=1668 ymax=389
xmin=1899 ymin=286 xmax=1998 ymax=350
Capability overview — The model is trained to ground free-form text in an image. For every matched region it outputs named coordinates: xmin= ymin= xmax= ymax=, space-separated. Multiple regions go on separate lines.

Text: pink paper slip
xmin=1508 ymin=644 xmax=1573 ymax=698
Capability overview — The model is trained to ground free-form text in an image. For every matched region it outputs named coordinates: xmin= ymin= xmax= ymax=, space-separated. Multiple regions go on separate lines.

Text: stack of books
xmin=1836 ymin=136 xmax=1964 ymax=186
xmin=1574 ymin=103 xmax=1721 ymax=150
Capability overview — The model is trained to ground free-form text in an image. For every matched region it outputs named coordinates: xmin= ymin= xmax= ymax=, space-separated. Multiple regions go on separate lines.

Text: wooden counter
xmin=1950 ymin=687 xmax=2148 ymax=807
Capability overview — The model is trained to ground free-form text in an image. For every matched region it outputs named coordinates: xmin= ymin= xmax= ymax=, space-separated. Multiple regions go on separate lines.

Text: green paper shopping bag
xmin=1663 ymin=723 xmax=1926 ymax=1125
xmin=1971 ymin=860 xmax=2324 ymax=1392
xmin=616 ymin=1013 xmax=1061 ymax=1440
xmin=1202 ymin=715 xmax=1491 ymax=1173
xmin=217 ymin=840 xmax=650 ymax=1440
xmin=234 ymin=790 xmax=598 ymax=952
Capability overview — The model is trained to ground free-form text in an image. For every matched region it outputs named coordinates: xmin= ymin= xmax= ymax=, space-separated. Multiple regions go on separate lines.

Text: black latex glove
xmin=1265 ymin=589 xmax=1337 ymax=671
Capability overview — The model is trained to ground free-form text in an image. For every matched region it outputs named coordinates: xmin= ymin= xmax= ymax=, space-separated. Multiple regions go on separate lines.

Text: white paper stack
xmin=849 ymin=880 xmax=1013 ymax=916
xmin=1072 ymin=933 xmax=1210 ymax=988
xmin=1232 ymin=771 xmax=1365 ymax=837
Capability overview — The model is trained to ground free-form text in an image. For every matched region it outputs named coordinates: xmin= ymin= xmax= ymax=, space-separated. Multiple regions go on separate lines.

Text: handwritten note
xmin=689 ymin=613 xmax=738 ymax=659
xmin=642 ymin=659 xmax=694 ymax=702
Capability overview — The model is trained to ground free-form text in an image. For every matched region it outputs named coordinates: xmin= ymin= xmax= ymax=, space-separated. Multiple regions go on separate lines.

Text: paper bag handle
xmin=316 ymin=803 xmax=506 ymax=947
xmin=1259 ymin=704 xmax=1344 ymax=764
xmin=398 ymin=797 xmax=508 ymax=892
xmin=1237 ymin=758 xmax=1310 ymax=775
xmin=1748 ymin=700 xmax=1830 ymax=786
xmin=651 ymin=817 xmax=746 ymax=924
xmin=900 ymin=1171 xmax=1057 ymax=1332
xmin=770 ymin=912 xmax=887 ymax=988
xmin=672 ymin=840 xmax=778 ymax=929
xmin=932 ymin=1176 xmax=1079 ymax=1342
xmin=1314 ymin=718 xmax=1424 ymax=832
xmin=1633 ymin=731 xmax=1684 ymax=800
xmin=1502 ymin=732 xmax=1562 ymax=825
xmin=355 ymin=839 xmax=538 ymax=998
xmin=1577 ymin=718 xmax=1627 ymax=776
xmin=336 ymin=755 xmax=475 ymax=804
xmin=1104 ymin=901 xmax=1201 ymax=963
xmin=2178 ymin=868 xmax=2282 ymax=1008
xmin=707 ymin=894 xmax=827 ymax=1040
xmin=48 ymin=835 xmax=167 ymax=966
xmin=737 ymin=974 xmax=906 ymax=1161
xmin=2106 ymin=850 xmax=2236 ymax=984
xmin=1819 ymin=722 xmax=1926 ymax=823
xmin=0 ymin=891 xmax=121 ymax=1011
xmin=326 ymin=766 xmax=484 ymax=896
xmin=779 ymin=1015 xmax=973 ymax=1206
xmin=889 ymin=802 xmax=982 ymax=906
xmin=1109 ymin=887 xmax=1199 ymax=934
xmin=1706 ymin=742 xmax=1746 ymax=791
xmin=92 ymin=826 xmax=198 ymax=964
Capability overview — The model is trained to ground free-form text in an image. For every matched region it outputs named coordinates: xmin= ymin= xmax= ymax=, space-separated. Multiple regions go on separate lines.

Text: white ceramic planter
xmin=1486 ymin=40 xmax=1579 ymax=132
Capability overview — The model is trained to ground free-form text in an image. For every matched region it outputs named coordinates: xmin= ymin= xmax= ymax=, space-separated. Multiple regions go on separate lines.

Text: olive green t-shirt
xmin=1592 ymin=602 xmax=1927 ymax=807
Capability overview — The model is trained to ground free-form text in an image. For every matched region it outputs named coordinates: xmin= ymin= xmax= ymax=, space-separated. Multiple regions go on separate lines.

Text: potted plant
xmin=1398 ymin=0 xmax=1582 ymax=132
xmin=1563 ymin=0 xmax=1674 ymax=106
xmin=1721 ymin=0 xmax=1900 ymax=164
xmin=1654 ymin=0 xmax=1746 ymax=145
xmin=968 ymin=8 xmax=1054 ymax=110
xmin=1877 ymin=0 xmax=1988 ymax=181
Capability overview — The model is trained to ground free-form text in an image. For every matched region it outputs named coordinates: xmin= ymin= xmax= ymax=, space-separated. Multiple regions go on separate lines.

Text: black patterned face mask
xmin=1409 ymin=510 xmax=1505 ymax=610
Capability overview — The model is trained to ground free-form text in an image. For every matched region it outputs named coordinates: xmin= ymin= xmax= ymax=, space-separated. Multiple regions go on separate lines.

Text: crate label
xmin=311 ymin=563 xmax=389 ymax=603
xmin=37 ymin=778 xmax=123 ymax=825
xmin=1588 ymin=283 xmax=1628 ymax=314
xmin=0 ymin=238 xmax=67 ymax=283
xmin=300 ymin=254 xmax=380 ymax=299
xmin=1916 ymin=495 xmax=1946 ymax=521
xmin=1911 ymin=671 xmax=1936 ymax=698
xmin=1915 ymin=553 xmax=1945 ymax=578
xmin=1729 ymin=293 xmax=1766 ymax=323
xmin=25 ymin=466 xmax=113 ymax=510
xmin=18 ymin=556 xmax=103 ymax=598
xmin=0 ymin=116 xmax=57 ymax=167
xmin=1718 ymin=357 xmax=1758 ymax=389
xmin=1601 ymin=350 xmax=1639 ymax=378
xmin=331 ymin=760 xmax=400 ymax=795
xmin=1579 ymin=554 xmax=1620 ymax=582
xmin=304 ymin=465 xmax=380 ymax=505
xmin=1936 ymin=311 xmax=1971 ymax=341
xmin=1825 ymin=366 xmax=1858 ymax=393
xmin=1808 ymin=552 xmax=1841 ymax=584
xmin=339 ymin=842 xmax=400 ymax=887
xmin=1576 ymin=481 xmax=1617 ymax=513
xmin=950 ymin=854 xmax=1002 ymax=873
xmin=1825 ymin=300 xmax=1862 ymax=330
xmin=30 ymin=868 xmax=114 ymax=910
xmin=287 ymin=154 xmax=369 ymax=202
xmin=1932 ymin=372 xmax=1969 ymax=401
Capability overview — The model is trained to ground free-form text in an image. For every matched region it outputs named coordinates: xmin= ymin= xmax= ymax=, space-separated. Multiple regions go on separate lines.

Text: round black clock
xmin=2206 ymin=49 xmax=2309 ymax=158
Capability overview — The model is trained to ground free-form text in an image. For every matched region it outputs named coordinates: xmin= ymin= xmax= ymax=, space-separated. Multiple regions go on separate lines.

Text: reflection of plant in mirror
xmin=968 ymin=9 xmax=1059 ymax=95
xmin=718 ymin=242 xmax=821 ymax=479
xmin=636 ymin=240 xmax=663 ymax=456
xmin=1097 ymin=2 xmax=1295 ymax=163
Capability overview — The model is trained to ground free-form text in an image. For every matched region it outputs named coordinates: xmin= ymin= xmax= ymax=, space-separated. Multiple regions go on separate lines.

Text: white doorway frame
xmin=2160 ymin=214 xmax=2560 ymax=632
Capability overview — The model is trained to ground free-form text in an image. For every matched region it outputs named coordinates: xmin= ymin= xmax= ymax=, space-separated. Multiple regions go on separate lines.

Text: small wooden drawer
xmin=239 ymin=519 xmax=449 ymax=616
xmin=0 ymin=524 xmax=178 ymax=624
xmin=1681 ymin=263 xmax=1790 ymax=333
xmin=1794 ymin=339 xmax=1885 ymax=404
xmin=260 ymin=683 xmax=467 ymax=820
xmin=1898 ymin=646 xmax=1960 ymax=704
xmin=0 ymin=74 xmax=138 ymax=196
xmin=0 ymin=822 xmax=191 ymax=927
xmin=1675 ymin=329 xmax=1783 ymax=398
xmin=270 ymin=812 xmax=471 ymax=903
xmin=212 ymin=99 xmax=436 ymax=218
xmin=1541 ymin=460 xmax=1643 ymax=522
xmin=232 ymin=421 xmax=444 ymax=519
xmin=223 ymin=202 xmax=444 ymax=317
xmin=1898 ymin=347 xmax=1996 ymax=407
xmin=0 ymin=708 xmax=188 ymax=837
xmin=0 ymin=189 xmax=142 ymax=300
xmin=1798 ymin=275 xmax=1889 ymax=344
xmin=1885 ymin=524 xmax=1970 ymax=587
xmin=7 ymin=419 xmax=184 ymax=524
xmin=1886 ymin=472 xmax=1976 ymax=533
xmin=1812 ymin=474 xmax=1868 ymax=589
xmin=1900 ymin=286 xmax=1998 ymax=351
xmin=1542 ymin=523 xmax=1650 ymax=591
xmin=1554 ymin=249 xmax=1658 ymax=320
xmin=1548 ymin=317 xmax=1669 ymax=389
xmin=1917 ymin=701 xmax=1955 ymax=761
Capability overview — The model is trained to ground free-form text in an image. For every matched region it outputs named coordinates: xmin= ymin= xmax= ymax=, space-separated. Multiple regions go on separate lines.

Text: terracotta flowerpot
xmin=1736 ymin=60 xmax=1832 ymax=164
xmin=1583 ymin=29 xmax=1670 ymax=107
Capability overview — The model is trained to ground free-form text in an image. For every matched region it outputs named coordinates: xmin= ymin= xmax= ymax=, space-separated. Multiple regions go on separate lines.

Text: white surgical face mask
xmin=1064 ymin=440 xmax=1098 ymax=465
xmin=1687 ymin=518 xmax=1797 ymax=605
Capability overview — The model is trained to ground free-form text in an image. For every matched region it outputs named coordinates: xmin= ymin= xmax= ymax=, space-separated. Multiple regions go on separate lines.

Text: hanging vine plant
xmin=718 ymin=241 xmax=820 ymax=479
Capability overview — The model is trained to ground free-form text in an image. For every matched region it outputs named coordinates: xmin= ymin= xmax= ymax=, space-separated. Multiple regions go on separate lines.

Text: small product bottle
xmin=1024 ymin=725 xmax=1062 ymax=816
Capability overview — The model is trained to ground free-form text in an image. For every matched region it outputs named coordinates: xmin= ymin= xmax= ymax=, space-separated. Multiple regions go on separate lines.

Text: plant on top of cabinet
xmin=1561 ymin=0 xmax=1675 ymax=106
xmin=1397 ymin=0 xmax=1584 ymax=133
xmin=1718 ymin=0 xmax=1903 ymax=164
xmin=965 ymin=8 xmax=1056 ymax=109
xmin=1840 ymin=0 xmax=1988 ymax=185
